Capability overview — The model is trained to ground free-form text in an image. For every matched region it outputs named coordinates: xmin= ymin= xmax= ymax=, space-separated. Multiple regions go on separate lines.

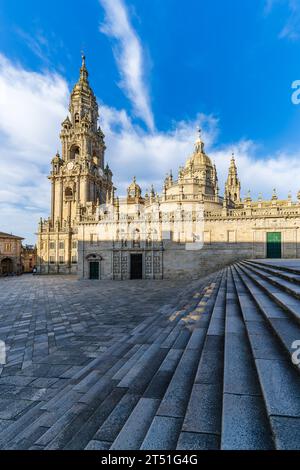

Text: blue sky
xmin=0 ymin=0 xmax=300 ymax=243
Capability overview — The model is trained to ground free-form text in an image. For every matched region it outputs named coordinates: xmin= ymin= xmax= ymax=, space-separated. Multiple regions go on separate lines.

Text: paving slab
xmin=177 ymin=432 xmax=219 ymax=450
xmin=221 ymin=394 xmax=274 ymax=450
xmin=140 ymin=416 xmax=182 ymax=450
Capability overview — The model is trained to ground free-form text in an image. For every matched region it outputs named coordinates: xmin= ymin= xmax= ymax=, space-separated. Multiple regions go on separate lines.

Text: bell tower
xmin=224 ymin=152 xmax=241 ymax=205
xmin=50 ymin=54 xmax=113 ymax=228
xmin=37 ymin=55 xmax=113 ymax=274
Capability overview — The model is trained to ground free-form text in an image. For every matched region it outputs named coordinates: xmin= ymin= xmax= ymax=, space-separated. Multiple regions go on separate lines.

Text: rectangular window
xmin=59 ymin=256 xmax=64 ymax=264
xmin=71 ymin=255 xmax=77 ymax=264
xmin=50 ymin=241 xmax=55 ymax=250
xmin=72 ymin=240 xmax=77 ymax=249
xmin=4 ymin=243 xmax=11 ymax=252
xmin=49 ymin=256 xmax=55 ymax=264
xmin=59 ymin=241 xmax=64 ymax=249
xmin=90 ymin=234 xmax=97 ymax=245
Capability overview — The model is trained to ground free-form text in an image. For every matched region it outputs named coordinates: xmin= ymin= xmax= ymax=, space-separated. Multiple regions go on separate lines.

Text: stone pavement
xmin=0 ymin=273 xmax=214 ymax=449
xmin=0 ymin=264 xmax=299 ymax=450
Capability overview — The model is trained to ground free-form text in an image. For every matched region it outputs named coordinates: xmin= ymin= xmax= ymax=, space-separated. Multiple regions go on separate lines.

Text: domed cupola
xmin=180 ymin=128 xmax=218 ymax=197
xmin=127 ymin=176 xmax=143 ymax=203
xmin=189 ymin=128 xmax=213 ymax=168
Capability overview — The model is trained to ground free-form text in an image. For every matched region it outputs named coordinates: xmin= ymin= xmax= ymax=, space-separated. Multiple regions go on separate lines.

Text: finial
xmin=133 ymin=176 xmax=136 ymax=183
xmin=272 ymin=188 xmax=278 ymax=200
xmin=194 ymin=126 xmax=204 ymax=152
xmin=80 ymin=51 xmax=88 ymax=80
xmin=196 ymin=126 xmax=201 ymax=140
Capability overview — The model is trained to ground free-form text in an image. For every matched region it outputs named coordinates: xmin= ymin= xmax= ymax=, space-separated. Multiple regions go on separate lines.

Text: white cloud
xmin=0 ymin=53 xmax=299 ymax=245
xmin=100 ymin=103 xmax=219 ymax=192
xmin=99 ymin=0 xmax=154 ymax=131
xmin=101 ymin=105 xmax=300 ymax=201
xmin=0 ymin=54 xmax=69 ymax=243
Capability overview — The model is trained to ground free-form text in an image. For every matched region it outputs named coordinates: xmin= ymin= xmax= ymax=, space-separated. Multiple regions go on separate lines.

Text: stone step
xmin=237 ymin=263 xmax=300 ymax=364
xmin=242 ymin=261 xmax=300 ymax=301
xmin=232 ymin=265 xmax=300 ymax=449
xmin=244 ymin=260 xmax=300 ymax=286
xmin=0 ymin=402 xmax=44 ymax=449
xmin=108 ymin=273 xmax=223 ymax=450
xmin=141 ymin=277 xmax=221 ymax=450
xmin=246 ymin=260 xmax=300 ymax=276
xmin=222 ymin=267 xmax=274 ymax=450
xmin=239 ymin=262 xmax=300 ymax=326
xmin=61 ymin=387 xmax=127 ymax=450
xmin=44 ymin=335 xmax=169 ymax=449
xmin=33 ymin=272 xmax=220 ymax=451
xmin=177 ymin=269 xmax=227 ymax=450
xmin=1 ymin=275 xmax=218 ymax=450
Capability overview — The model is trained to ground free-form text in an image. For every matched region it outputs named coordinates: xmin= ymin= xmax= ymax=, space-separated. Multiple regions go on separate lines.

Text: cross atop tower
xmin=80 ymin=51 xmax=88 ymax=82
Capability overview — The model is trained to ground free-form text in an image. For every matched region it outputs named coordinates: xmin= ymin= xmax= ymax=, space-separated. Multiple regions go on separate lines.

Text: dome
xmin=127 ymin=176 xmax=142 ymax=199
xmin=184 ymin=128 xmax=213 ymax=171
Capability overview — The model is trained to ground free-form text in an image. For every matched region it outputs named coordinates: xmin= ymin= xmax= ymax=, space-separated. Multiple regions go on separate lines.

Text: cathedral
xmin=37 ymin=57 xmax=300 ymax=280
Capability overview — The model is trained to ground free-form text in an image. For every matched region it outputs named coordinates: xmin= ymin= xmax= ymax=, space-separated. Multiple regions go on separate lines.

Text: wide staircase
xmin=0 ymin=260 xmax=299 ymax=450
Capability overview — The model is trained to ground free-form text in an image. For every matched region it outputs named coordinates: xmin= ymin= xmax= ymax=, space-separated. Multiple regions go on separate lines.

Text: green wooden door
xmin=89 ymin=261 xmax=99 ymax=279
xmin=267 ymin=232 xmax=281 ymax=258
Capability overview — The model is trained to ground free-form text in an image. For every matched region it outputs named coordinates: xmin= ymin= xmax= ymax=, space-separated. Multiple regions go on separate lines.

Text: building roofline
xmin=0 ymin=231 xmax=24 ymax=240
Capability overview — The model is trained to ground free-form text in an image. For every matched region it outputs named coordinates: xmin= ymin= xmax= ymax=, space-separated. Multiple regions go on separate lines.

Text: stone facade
xmin=21 ymin=245 xmax=37 ymax=273
xmin=37 ymin=55 xmax=113 ymax=274
xmin=0 ymin=232 xmax=23 ymax=275
xmin=38 ymin=58 xmax=300 ymax=280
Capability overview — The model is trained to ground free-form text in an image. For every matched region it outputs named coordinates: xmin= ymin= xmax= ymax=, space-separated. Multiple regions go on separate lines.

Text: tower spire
xmin=68 ymin=54 xmax=99 ymax=131
xmin=224 ymin=152 xmax=241 ymax=204
xmin=80 ymin=51 xmax=88 ymax=82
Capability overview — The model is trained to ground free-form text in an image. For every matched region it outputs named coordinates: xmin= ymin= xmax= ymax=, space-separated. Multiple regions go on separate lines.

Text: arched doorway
xmin=86 ymin=254 xmax=102 ymax=280
xmin=1 ymin=258 xmax=13 ymax=275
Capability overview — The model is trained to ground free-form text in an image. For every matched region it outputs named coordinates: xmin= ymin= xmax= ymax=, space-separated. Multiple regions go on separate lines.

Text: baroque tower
xmin=37 ymin=55 xmax=113 ymax=274
xmin=224 ymin=152 xmax=241 ymax=205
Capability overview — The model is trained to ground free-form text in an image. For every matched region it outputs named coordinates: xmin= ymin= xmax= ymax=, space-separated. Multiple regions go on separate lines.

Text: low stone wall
xmin=163 ymin=241 xmax=254 ymax=280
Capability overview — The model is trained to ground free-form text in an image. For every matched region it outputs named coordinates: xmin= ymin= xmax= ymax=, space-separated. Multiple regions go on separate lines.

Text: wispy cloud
xmin=0 ymin=54 xmax=68 ymax=242
xmin=101 ymin=104 xmax=300 ymax=202
xmin=15 ymin=28 xmax=50 ymax=63
xmin=99 ymin=0 xmax=154 ymax=131
xmin=264 ymin=0 xmax=300 ymax=40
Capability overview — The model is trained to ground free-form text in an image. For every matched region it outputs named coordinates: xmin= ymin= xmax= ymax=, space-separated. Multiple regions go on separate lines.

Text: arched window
xmin=133 ymin=229 xmax=140 ymax=247
xmin=75 ymin=113 xmax=80 ymax=123
xmin=65 ymin=187 xmax=73 ymax=199
xmin=70 ymin=146 xmax=80 ymax=160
